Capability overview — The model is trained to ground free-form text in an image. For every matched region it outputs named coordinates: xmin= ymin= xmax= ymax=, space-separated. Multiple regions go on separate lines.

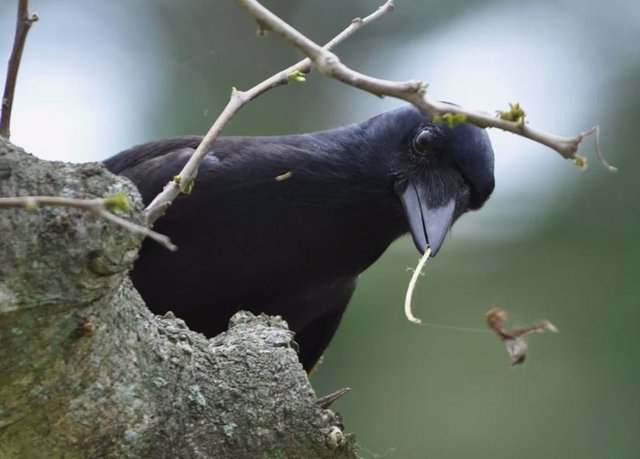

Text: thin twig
xmin=316 ymin=387 xmax=351 ymax=409
xmin=581 ymin=125 xmax=617 ymax=172
xmin=1 ymin=0 xmax=39 ymax=139
xmin=0 ymin=196 xmax=176 ymax=251
xmin=235 ymin=0 xmax=616 ymax=170
xmin=404 ymin=247 xmax=431 ymax=324
xmin=144 ymin=0 xmax=397 ymax=223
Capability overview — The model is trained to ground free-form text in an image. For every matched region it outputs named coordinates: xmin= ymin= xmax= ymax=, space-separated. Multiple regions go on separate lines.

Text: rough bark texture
xmin=0 ymin=137 xmax=357 ymax=458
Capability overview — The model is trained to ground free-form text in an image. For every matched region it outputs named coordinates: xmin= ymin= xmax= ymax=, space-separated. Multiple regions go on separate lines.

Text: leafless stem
xmin=404 ymin=247 xmax=432 ymax=325
xmin=316 ymin=387 xmax=351 ymax=410
xmin=236 ymin=0 xmax=615 ymax=170
xmin=1 ymin=0 xmax=39 ymax=139
xmin=143 ymin=0 xmax=396 ymax=224
xmin=581 ymin=125 xmax=617 ymax=172
xmin=0 ymin=196 xmax=176 ymax=251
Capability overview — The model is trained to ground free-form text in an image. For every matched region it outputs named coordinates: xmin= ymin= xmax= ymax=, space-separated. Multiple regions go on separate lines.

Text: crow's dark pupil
xmin=414 ymin=129 xmax=435 ymax=154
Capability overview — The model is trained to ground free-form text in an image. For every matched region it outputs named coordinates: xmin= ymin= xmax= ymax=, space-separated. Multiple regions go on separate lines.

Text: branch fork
xmin=235 ymin=0 xmax=616 ymax=172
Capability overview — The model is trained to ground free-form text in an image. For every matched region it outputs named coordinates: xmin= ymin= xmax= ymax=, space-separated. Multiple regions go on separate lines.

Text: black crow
xmin=104 ymin=105 xmax=495 ymax=370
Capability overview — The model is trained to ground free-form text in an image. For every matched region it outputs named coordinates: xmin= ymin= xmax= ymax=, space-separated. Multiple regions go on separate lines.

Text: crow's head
xmin=368 ymin=106 xmax=495 ymax=255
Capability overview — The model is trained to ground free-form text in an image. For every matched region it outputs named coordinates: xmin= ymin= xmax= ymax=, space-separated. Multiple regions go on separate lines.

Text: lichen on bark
xmin=0 ymin=137 xmax=357 ymax=458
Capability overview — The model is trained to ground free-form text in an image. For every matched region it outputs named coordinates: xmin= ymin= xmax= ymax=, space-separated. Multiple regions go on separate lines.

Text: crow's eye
xmin=413 ymin=128 xmax=438 ymax=155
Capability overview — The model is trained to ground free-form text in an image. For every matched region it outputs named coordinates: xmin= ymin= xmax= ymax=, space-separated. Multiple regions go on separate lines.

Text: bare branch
xmin=316 ymin=387 xmax=351 ymax=410
xmin=1 ymin=0 xmax=39 ymax=139
xmin=236 ymin=0 xmax=615 ymax=169
xmin=0 ymin=195 xmax=176 ymax=251
xmin=144 ymin=0 xmax=396 ymax=223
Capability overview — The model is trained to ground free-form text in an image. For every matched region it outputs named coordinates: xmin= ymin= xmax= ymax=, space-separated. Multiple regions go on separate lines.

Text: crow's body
xmin=105 ymin=106 xmax=495 ymax=370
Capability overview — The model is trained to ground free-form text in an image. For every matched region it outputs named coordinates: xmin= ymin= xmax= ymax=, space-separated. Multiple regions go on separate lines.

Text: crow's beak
xmin=397 ymin=182 xmax=456 ymax=256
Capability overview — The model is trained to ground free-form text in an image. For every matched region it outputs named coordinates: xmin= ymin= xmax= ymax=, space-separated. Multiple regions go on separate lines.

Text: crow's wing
xmin=104 ymin=136 xmax=225 ymax=204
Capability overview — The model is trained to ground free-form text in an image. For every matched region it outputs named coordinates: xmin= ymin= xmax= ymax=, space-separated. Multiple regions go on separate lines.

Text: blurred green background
xmin=1 ymin=0 xmax=638 ymax=457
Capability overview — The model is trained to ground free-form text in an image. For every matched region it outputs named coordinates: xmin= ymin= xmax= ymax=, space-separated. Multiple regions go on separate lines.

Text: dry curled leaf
xmin=486 ymin=308 xmax=558 ymax=366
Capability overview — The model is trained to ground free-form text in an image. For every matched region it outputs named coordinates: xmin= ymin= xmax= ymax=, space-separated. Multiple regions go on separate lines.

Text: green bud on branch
xmin=103 ymin=191 xmax=131 ymax=212
xmin=572 ymin=155 xmax=588 ymax=170
xmin=287 ymin=71 xmax=306 ymax=83
xmin=25 ymin=200 xmax=38 ymax=213
xmin=433 ymin=112 xmax=467 ymax=129
xmin=496 ymin=102 xmax=527 ymax=128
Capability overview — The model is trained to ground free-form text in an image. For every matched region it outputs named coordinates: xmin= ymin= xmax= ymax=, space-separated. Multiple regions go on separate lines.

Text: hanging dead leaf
xmin=486 ymin=307 xmax=558 ymax=366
